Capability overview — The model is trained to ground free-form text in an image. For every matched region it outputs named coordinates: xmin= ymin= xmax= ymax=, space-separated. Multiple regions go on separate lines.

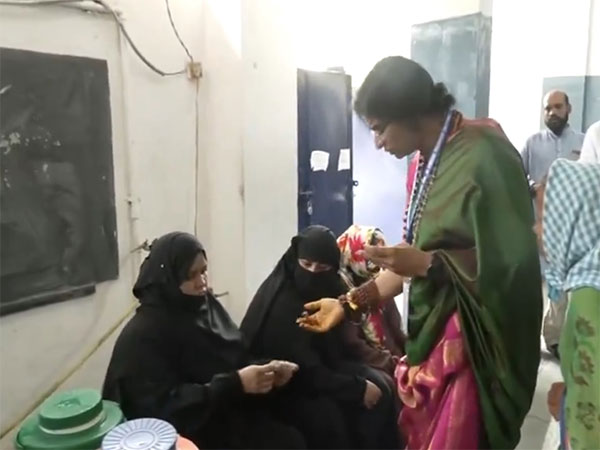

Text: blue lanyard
xmin=406 ymin=110 xmax=455 ymax=244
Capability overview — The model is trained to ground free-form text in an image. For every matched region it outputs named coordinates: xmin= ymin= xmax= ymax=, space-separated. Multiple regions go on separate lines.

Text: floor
xmin=517 ymin=343 xmax=563 ymax=450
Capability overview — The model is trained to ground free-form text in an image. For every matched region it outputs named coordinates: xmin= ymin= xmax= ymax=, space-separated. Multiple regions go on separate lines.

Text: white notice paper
xmin=338 ymin=148 xmax=351 ymax=171
xmin=310 ymin=150 xmax=330 ymax=172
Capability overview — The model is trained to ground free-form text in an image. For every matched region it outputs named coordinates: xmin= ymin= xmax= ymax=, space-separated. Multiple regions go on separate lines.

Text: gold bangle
xmin=340 ymin=293 xmax=359 ymax=310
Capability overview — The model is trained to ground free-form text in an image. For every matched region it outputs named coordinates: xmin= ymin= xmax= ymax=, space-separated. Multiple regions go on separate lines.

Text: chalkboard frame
xmin=0 ymin=47 xmax=119 ymax=315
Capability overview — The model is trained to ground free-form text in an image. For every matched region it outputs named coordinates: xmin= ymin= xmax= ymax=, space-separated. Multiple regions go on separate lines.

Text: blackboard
xmin=0 ymin=48 xmax=118 ymax=315
xmin=411 ymin=13 xmax=492 ymax=119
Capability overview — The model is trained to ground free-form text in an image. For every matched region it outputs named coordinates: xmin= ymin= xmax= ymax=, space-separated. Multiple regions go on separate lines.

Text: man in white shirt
xmin=580 ymin=120 xmax=600 ymax=163
xmin=521 ymin=90 xmax=584 ymax=183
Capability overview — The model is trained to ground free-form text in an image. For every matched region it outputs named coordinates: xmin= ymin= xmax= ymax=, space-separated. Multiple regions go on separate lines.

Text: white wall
xmin=239 ymin=0 xmax=299 ymax=300
xmin=0 ymin=0 xmax=204 ymax=442
xmin=198 ymin=0 xmax=246 ymax=318
xmin=587 ymin=0 xmax=600 ymax=75
xmin=237 ymin=0 xmax=418 ymax=300
xmin=489 ymin=0 xmax=597 ymax=149
xmin=237 ymin=0 xmax=481 ymax=299
xmin=289 ymin=0 xmax=483 ymax=88
xmin=290 ymin=0 xmax=412 ymax=87
xmin=410 ymin=0 xmax=483 ymax=24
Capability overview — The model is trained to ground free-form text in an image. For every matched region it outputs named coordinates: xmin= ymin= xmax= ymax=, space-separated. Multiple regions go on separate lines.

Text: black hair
xmin=354 ymin=56 xmax=455 ymax=121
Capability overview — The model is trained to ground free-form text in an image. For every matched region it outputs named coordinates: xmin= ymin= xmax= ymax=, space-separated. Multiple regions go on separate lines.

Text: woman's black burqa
xmin=241 ymin=226 xmax=365 ymax=402
xmin=240 ymin=226 xmax=399 ymax=450
xmin=102 ymin=232 xmax=305 ymax=449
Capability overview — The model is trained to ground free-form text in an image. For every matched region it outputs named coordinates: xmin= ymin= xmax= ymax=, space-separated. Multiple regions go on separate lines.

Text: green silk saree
xmin=408 ymin=124 xmax=543 ymax=449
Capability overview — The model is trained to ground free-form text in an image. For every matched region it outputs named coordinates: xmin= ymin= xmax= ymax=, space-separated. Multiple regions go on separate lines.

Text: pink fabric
xmin=462 ymin=117 xmax=507 ymax=138
xmin=406 ymin=153 xmax=420 ymax=207
xmin=395 ymin=313 xmax=480 ymax=449
xmin=365 ymin=309 xmax=386 ymax=345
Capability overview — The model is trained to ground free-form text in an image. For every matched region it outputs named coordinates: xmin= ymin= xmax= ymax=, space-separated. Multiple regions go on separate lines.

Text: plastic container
xmin=15 ymin=388 xmax=124 ymax=450
xmin=102 ymin=418 xmax=198 ymax=450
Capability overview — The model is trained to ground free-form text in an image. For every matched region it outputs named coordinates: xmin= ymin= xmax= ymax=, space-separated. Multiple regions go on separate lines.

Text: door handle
xmin=299 ymin=191 xmax=313 ymax=196
xmin=352 ymin=180 xmax=359 ymax=187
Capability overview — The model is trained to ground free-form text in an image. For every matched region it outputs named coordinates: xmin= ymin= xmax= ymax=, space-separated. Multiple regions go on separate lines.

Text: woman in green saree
xmin=297 ymin=56 xmax=543 ymax=449
xmin=538 ymin=159 xmax=600 ymax=450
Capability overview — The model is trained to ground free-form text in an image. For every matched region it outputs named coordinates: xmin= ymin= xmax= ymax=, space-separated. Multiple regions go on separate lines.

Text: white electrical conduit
xmin=0 ymin=301 xmax=138 ymax=439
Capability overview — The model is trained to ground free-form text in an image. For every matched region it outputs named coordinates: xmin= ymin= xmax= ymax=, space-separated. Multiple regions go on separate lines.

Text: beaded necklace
xmin=403 ymin=110 xmax=455 ymax=245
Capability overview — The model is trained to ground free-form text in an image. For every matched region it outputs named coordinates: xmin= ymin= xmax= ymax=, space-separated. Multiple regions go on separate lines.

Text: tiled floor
xmin=517 ymin=346 xmax=563 ymax=449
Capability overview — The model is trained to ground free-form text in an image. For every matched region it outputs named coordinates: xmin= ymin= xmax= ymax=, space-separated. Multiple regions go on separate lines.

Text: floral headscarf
xmin=337 ymin=225 xmax=386 ymax=286
xmin=337 ymin=225 xmax=387 ymax=348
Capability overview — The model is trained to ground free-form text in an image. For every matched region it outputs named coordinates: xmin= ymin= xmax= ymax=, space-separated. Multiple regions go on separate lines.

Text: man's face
xmin=543 ymin=92 xmax=570 ymax=135
xmin=366 ymin=117 xmax=420 ymax=159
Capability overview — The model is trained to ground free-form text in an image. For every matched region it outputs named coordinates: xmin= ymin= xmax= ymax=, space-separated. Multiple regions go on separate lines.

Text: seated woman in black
xmin=241 ymin=225 xmax=397 ymax=449
xmin=102 ymin=232 xmax=305 ymax=449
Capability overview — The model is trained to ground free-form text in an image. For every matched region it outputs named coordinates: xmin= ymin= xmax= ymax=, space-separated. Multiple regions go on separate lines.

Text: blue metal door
xmin=297 ymin=69 xmax=353 ymax=236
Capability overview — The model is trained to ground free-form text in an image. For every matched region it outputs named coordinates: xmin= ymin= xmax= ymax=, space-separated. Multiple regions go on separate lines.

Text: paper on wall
xmin=338 ymin=148 xmax=351 ymax=171
xmin=310 ymin=150 xmax=330 ymax=172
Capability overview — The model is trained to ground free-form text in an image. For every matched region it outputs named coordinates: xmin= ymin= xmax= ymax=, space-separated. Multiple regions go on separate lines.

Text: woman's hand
xmin=296 ymin=298 xmax=345 ymax=333
xmin=364 ymin=380 xmax=382 ymax=409
xmin=270 ymin=360 xmax=299 ymax=387
xmin=364 ymin=243 xmax=432 ymax=278
xmin=547 ymin=382 xmax=565 ymax=421
xmin=238 ymin=364 xmax=276 ymax=394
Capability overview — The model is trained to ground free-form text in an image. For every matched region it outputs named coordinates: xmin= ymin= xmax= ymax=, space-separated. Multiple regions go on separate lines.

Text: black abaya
xmin=241 ymin=226 xmax=398 ymax=449
xmin=102 ymin=232 xmax=305 ymax=449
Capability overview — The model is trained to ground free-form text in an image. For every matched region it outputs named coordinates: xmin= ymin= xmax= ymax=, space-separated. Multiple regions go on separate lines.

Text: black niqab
xmin=241 ymin=225 xmax=344 ymax=350
xmin=240 ymin=226 xmax=367 ymax=407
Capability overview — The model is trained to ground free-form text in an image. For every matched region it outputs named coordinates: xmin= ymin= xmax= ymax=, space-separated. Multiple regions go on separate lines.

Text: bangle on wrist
xmin=349 ymin=279 xmax=381 ymax=310
xmin=339 ymin=294 xmax=362 ymax=323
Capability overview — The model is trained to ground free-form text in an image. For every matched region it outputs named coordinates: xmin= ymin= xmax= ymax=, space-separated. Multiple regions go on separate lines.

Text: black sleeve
xmin=261 ymin=304 xmax=366 ymax=403
xmin=118 ymin=372 xmax=242 ymax=431
xmin=107 ymin=336 xmax=243 ymax=435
